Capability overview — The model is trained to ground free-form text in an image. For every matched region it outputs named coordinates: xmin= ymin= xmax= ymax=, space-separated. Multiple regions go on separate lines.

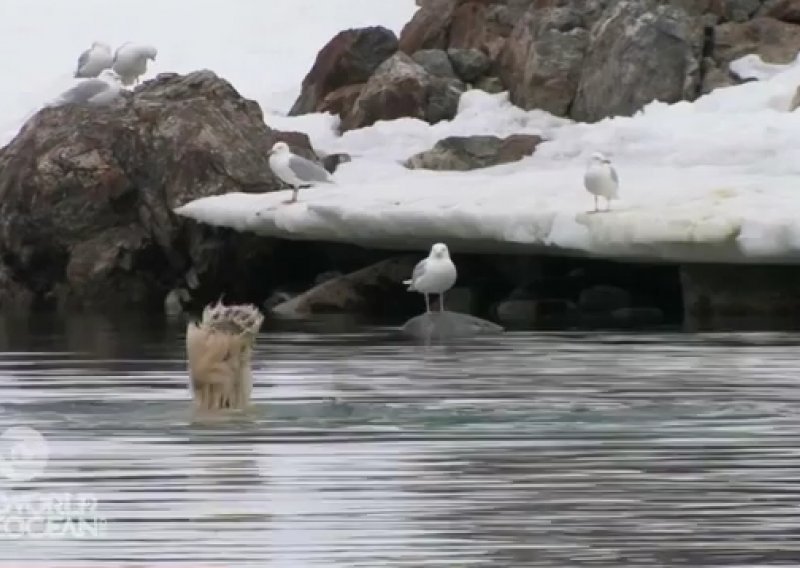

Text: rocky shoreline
xmin=1 ymin=0 xmax=799 ymax=327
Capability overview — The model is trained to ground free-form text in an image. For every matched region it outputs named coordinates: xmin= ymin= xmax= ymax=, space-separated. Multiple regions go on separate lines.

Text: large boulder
xmin=399 ymin=0 xmax=459 ymax=53
xmin=341 ymin=53 xmax=464 ymax=131
xmin=289 ymin=26 xmax=399 ymax=116
xmin=759 ymin=0 xmax=800 ymax=24
xmin=571 ymin=1 xmax=704 ymax=122
xmin=497 ymin=3 xmax=592 ymax=116
xmin=0 ymin=71 xmax=316 ymax=310
xmin=405 ymin=134 xmax=542 ymax=171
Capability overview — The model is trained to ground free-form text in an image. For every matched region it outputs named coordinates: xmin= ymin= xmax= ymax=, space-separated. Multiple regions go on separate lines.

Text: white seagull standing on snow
xmin=268 ymin=141 xmax=334 ymax=204
xmin=584 ymin=152 xmax=619 ymax=212
xmin=404 ymin=243 xmax=458 ymax=313
xmin=75 ymin=42 xmax=113 ymax=78
xmin=112 ymin=42 xmax=158 ymax=86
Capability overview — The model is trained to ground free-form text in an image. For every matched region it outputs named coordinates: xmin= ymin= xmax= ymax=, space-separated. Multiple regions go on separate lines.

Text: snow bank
xmin=177 ymin=54 xmax=800 ymax=264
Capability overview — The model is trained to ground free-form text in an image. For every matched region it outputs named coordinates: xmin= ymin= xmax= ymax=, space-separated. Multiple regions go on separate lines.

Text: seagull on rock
xmin=51 ymin=69 xmax=123 ymax=107
xmin=112 ymin=42 xmax=158 ymax=86
xmin=584 ymin=152 xmax=619 ymax=212
xmin=404 ymin=243 xmax=457 ymax=313
xmin=75 ymin=42 xmax=113 ymax=78
xmin=268 ymin=141 xmax=334 ymax=203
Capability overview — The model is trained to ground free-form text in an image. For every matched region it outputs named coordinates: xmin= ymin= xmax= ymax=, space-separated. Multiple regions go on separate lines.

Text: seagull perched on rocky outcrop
xmin=186 ymin=300 xmax=264 ymax=412
xmin=51 ymin=69 xmax=123 ymax=107
xmin=404 ymin=243 xmax=458 ymax=313
xmin=584 ymin=152 xmax=619 ymax=212
xmin=268 ymin=141 xmax=334 ymax=203
xmin=112 ymin=42 xmax=158 ymax=86
xmin=75 ymin=42 xmax=113 ymax=78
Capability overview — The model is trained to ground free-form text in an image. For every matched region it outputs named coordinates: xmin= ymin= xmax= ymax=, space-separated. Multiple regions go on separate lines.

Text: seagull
xmin=112 ymin=42 xmax=158 ymax=86
xmin=584 ymin=152 xmax=619 ymax=212
xmin=403 ymin=243 xmax=458 ymax=313
xmin=51 ymin=69 xmax=123 ymax=107
xmin=75 ymin=42 xmax=113 ymax=78
xmin=268 ymin=141 xmax=334 ymax=203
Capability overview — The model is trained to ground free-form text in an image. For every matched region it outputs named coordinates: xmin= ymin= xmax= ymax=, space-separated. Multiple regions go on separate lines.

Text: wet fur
xmin=186 ymin=301 xmax=264 ymax=412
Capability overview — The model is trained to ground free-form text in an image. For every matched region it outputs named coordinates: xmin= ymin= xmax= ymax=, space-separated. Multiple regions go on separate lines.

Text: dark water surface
xmin=0 ymin=313 xmax=798 ymax=566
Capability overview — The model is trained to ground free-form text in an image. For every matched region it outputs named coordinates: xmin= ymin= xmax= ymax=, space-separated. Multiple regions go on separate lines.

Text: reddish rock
xmin=449 ymin=2 xmax=507 ymax=59
xmin=289 ymin=27 xmax=398 ymax=116
xmin=399 ymin=0 xmax=459 ymax=53
xmin=712 ymin=17 xmax=800 ymax=66
xmin=761 ymin=0 xmax=800 ymax=23
xmin=318 ymin=83 xmax=364 ymax=118
xmin=342 ymin=53 xmax=462 ymax=131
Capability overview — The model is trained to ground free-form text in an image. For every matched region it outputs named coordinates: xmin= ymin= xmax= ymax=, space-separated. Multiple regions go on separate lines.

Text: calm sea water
xmin=0 ymin=313 xmax=798 ymax=566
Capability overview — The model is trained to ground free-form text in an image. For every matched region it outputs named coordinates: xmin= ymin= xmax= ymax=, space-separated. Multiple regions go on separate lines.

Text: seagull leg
xmin=283 ymin=187 xmax=299 ymax=204
xmin=424 ymin=293 xmax=430 ymax=313
xmin=439 ymin=293 xmax=445 ymax=312
xmin=594 ymin=195 xmax=599 ymax=212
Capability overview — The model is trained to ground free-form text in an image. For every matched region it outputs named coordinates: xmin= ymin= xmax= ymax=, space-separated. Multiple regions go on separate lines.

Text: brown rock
xmin=405 ymin=133 xmax=543 ymax=171
xmin=497 ymin=5 xmax=590 ymax=116
xmin=289 ymin=27 xmax=398 ymax=116
xmin=704 ymin=16 xmax=800 ymax=92
xmin=713 ymin=17 xmax=800 ymax=65
xmin=342 ymin=53 xmax=463 ymax=131
xmin=318 ymin=83 xmax=364 ymax=118
xmin=399 ymin=0 xmax=459 ymax=53
xmin=0 ymin=71 xmax=316 ymax=310
xmin=759 ymin=0 xmax=800 ymax=23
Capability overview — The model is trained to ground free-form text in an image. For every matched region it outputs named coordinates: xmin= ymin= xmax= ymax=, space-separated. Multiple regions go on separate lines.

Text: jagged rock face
xmin=571 ymin=1 xmax=704 ymax=123
xmin=341 ymin=53 xmax=463 ymax=131
xmin=0 ymin=71 xmax=315 ymax=310
xmin=289 ymin=26 xmax=399 ymax=116
xmin=405 ymin=134 xmax=543 ymax=171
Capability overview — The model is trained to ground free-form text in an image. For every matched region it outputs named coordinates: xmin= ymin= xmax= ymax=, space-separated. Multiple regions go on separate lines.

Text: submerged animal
xmin=186 ymin=300 xmax=264 ymax=412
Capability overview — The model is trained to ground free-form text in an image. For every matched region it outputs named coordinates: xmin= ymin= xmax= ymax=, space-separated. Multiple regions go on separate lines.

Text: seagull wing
xmin=57 ymin=79 xmax=109 ymax=104
xmin=403 ymin=258 xmax=428 ymax=286
xmin=288 ymin=154 xmax=333 ymax=184
xmin=609 ymin=164 xmax=619 ymax=185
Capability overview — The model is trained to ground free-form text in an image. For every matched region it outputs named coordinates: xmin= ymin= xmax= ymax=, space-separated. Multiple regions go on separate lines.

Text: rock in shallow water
xmin=401 ymin=311 xmax=504 ymax=341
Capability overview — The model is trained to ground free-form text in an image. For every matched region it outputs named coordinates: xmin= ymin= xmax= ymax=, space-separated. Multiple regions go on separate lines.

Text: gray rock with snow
xmin=571 ymin=1 xmax=704 ymax=122
xmin=401 ymin=310 xmax=504 ymax=341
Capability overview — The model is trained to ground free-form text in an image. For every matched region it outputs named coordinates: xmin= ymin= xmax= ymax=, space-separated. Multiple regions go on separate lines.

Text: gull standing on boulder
xmin=584 ymin=152 xmax=619 ymax=212
xmin=75 ymin=42 xmax=113 ymax=78
xmin=268 ymin=141 xmax=334 ymax=204
xmin=404 ymin=243 xmax=457 ymax=313
xmin=112 ymin=42 xmax=158 ymax=86
xmin=51 ymin=69 xmax=123 ymax=107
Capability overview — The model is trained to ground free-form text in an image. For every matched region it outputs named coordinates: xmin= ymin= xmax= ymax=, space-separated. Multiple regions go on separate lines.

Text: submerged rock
xmin=271 ymin=256 xmax=417 ymax=317
xmin=401 ymin=310 xmax=504 ymax=341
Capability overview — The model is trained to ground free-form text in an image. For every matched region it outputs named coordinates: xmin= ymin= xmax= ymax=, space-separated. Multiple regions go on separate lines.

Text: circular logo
xmin=0 ymin=427 xmax=48 ymax=482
